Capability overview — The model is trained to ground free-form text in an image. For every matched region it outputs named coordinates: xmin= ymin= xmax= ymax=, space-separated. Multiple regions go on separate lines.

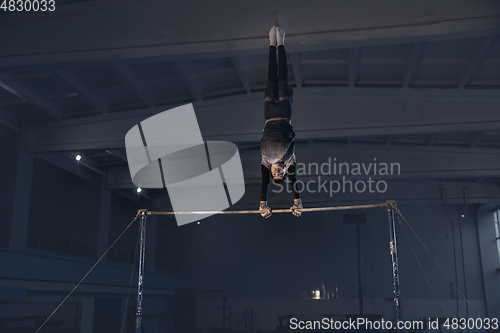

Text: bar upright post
xmin=135 ymin=209 xmax=148 ymax=333
xmin=387 ymin=201 xmax=402 ymax=332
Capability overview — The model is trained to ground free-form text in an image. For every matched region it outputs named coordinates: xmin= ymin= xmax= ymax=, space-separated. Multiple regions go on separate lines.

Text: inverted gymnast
xmin=259 ymin=26 xmax=303 ymax=218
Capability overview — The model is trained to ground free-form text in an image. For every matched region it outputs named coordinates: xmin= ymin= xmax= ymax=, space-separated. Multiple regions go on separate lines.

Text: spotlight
xmin=137 ymin=187 xmax=142 ymax=193
xmin=75 ymin=154 xmax=82 ymax=161
xmin=197 ymin=221 xmax=200 ymax=224
xmin=461 ymin=214 xmax=465 ymax=218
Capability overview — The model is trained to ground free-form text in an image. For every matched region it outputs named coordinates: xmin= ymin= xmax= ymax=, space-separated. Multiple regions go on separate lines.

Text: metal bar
xmin=147 ymin=203 xmax=387 ymax=216
xmin=142 ymin=201 xmax=399 ymax=333
xmin=135 ymin=209 xmax=148 ymax=333
xmin=387 ymin=200 xmax=402 ymax=332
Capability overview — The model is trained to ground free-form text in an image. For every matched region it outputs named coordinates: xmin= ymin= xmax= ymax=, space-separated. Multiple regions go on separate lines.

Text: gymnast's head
xmin=271 ymin=162 xmax=286 ymax=181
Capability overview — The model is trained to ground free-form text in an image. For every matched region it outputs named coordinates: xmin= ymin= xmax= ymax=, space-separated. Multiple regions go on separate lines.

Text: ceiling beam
xmin=469 ymin=132 xmax=486 ymax=148
xmin=51 ymin=69 xmax=110 ymax=113
xmin=230 ymin=57 xmax=252 ymax=94
xmin=2 ymin=6 xmax=499 ymax=71
xmin=142 ymin=76 xmax=182 ymax=86
xmin=358 ymin=79 xmax=402 ymax=86
xmin=112 ymin=189 xmax=141 ymax=204
xmin=105 ymin=145 xmax=500 ymax=189
xmin=0 ymin=0 xmax=163 ymax=28
xmin=24 ymin=89 xmax=500 ymax=152
xmin=427 ymin=134 xmax=436 ymax=147
xmin=36 ymin=153 xmax=93 ymax=181
xmin=204 ymin=86 xmax=246 ymax=99
xmin=403 ymin=42 xmax=427 ymax=88
xmin=0 ymin=118 xmax=20 ymax=132
xmin=105 ymin=149 xmax=128 ymax=161
xmin=261 ymin=139 xmax=500 ymax=156
xmin=0 ymin=109 xmax=21 ymax=132
xmin=290 ymin=58 xmax=474 ymax=66
xmin=0 ymin=99 xmax=25 ymax=107
xmin=300 ymin=86 xmax=500 ymax=99
xmin=469 ymin=80 xmax=500 ymax=86
xmin=348 ymin=48 xmax=361 ymax=88
xmin=0 ymin=73 xmax=62 ymax=120
xmin=8 ymin=71 xmax=52 ymax=80
xmin=62 ymin=152 xmax=103 ymax=175
xmin=301 ymin=59 xmax=348 ymax=66
xmin=45 ymin=91 xmax=80 ymax=100
xmin=301 ymin=79 xmax=347 ymax=86
xmin=289 ymin=52 xmax=303 ymax=88
xmin=110 ymin=65 xmax=156 ymax=107
xmin=171 ymin=61 xmax=204 ymax=101
xmin=457 ymin=36 xmax=499 ymax=89
xmin=191 ymin=67 xmax=235 ymax=79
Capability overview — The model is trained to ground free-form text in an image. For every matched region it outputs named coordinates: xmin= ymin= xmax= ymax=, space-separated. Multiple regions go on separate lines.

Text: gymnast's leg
xmin=276 ymin=27 xmax=293 ymax=119
xmin=264 ymin=27 xmax=279 ymax=121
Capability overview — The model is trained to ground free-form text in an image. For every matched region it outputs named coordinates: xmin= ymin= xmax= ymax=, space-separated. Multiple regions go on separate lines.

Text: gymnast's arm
xmin=259 ymin=164 xmax=272 ymax=218
xmin=260 ymin=164 xmax=271 ymax=202
xmin=288 ymin=163 xmax=303 ymax=217
xmin=288 ymin=164 xmax=301 ymax=200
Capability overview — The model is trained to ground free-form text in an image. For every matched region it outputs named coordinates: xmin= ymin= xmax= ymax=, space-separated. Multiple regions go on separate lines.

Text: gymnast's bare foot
xmin=269 ymin=26 xmax=277 ymax=46
xmin=276 ymin=26 xmax=285 ymax=46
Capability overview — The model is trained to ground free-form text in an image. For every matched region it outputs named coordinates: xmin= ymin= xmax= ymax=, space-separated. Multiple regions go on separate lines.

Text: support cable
xmin=35 ymin=212 xmax=140 ymax=333
xmin=395 ymin=214 xmax=448 ymax=325
xmin=34 ymin=202 xmax=392 ymax=332
xmin=337 ymin=285 xmax=358 ymax=315
xmin=392 ymin=205 xmax=491 ymax=333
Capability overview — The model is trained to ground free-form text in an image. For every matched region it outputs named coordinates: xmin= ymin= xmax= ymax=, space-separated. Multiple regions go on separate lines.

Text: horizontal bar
xmin=147 ymin=203 xmax=389 ymax=216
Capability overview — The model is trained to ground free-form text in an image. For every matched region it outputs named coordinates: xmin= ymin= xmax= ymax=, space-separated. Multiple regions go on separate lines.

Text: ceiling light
xmin=137 ymin=187 xmax=142 ymax=193
xmin=75 ymin=154 xmax=82 ymax=161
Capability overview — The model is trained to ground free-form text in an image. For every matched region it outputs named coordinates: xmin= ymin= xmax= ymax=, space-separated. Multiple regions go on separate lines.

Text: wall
xmin=0 ymin=129 xmax=20 ymax=248
xmin=108 ymin=191 xmax=143 ymax=253
xmin=0 ymin=128 xmax=192 ymax=332
xmin=182 ymin=199 xmax=489 ymax=331
xmin=28 ymin=157 xmax=102 ymax=258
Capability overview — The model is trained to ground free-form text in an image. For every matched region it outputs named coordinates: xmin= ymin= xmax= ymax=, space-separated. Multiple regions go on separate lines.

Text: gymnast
xmin=259 ymin=26 xmax=303 ymax=218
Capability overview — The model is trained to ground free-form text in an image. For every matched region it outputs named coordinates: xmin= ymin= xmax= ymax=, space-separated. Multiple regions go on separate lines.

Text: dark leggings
xmin=264 ymin=45 xmax=293 ymax=121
